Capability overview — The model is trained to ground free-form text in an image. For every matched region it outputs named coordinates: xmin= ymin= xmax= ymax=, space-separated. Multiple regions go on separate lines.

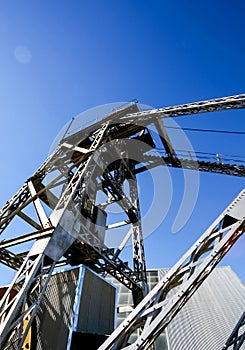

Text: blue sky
xmin=0 ymin=0 xmax=244 ymax=286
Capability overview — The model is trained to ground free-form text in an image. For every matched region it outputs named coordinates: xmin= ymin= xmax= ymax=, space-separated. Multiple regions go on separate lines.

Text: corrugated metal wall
xmin=166 ymin=266 xmax=245 ymax=350
xmin=36 ymin=267 xmax=79 ymax=350
xmin=77 ymin=268 xmax=115 ymax=335
xmin=35 ymin=265 xmax=116 ymax=350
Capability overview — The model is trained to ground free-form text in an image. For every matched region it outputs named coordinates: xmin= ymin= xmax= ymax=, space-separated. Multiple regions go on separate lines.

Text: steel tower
xmin=0 ymin=94 xmax=244 ymax=349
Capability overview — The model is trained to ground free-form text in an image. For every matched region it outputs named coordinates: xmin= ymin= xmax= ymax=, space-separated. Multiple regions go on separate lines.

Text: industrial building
xmin=107 ymin=266 xmax=245 ymax=350
xmin=28 ymin=265 xmax=116 ymax=350
xmin=30 ymin=264 xmax=245 ymax=349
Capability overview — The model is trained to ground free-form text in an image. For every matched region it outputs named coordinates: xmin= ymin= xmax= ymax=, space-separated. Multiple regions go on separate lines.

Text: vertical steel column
xmin=128 ymin=167 xmax=148 ymax=304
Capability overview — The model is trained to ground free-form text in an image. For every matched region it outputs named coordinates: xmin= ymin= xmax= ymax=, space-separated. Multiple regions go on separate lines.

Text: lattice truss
xmin=0 ymin=94 xmax=244 ymax=349
xmin=99 ymin=189 xmax=245 ymax=350
xmin=222 ymin=312 xmax=245 ymax=350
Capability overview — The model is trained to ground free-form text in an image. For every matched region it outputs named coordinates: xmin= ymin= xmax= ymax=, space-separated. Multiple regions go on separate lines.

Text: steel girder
xmin=98 ymin=189 xmax=245 ymax=350
xmin=134 ymin=154 xmax=245 ymax=177
xmin=119 ymin=93 xmax=245 ymax=123
xmin=63 ymin=94 xmax=245 ymax=142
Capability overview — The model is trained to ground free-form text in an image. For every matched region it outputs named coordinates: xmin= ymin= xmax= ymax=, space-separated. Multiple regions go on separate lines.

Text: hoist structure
xmin=0 ymin=93 xmax=244 ymax=349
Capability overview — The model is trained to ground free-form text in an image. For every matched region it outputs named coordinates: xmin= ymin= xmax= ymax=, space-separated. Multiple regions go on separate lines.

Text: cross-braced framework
xmin=0 ymin=94 xmax=244 ymax=349
xmin=222 ymin=312 xmax=245 ymax=350
xmin=98 ymin=188 xmax=245 ymax=350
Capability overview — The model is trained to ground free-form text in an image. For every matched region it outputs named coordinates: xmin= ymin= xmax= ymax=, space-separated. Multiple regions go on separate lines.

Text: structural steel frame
xmin=0 ymin=93 xmax=244 ymax=349
xmin=98 ymin=189 xmax=245 ymax=350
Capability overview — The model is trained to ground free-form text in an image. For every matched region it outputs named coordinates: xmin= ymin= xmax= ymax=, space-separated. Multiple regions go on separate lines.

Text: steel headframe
xmin=0 ymin=93 xmax=245 ymax=349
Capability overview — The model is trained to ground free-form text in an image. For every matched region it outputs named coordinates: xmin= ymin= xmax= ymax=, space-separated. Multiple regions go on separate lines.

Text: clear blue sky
xmin=0 ymin=0 xmax=244 ymax=287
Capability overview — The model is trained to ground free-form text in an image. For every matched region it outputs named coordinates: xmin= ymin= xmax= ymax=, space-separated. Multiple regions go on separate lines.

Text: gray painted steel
xmin=1 ymin=93 xmax=245 ymax=348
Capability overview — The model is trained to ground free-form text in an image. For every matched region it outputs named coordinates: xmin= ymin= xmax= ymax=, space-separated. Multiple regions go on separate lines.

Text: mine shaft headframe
xmin=0 ymin=105 xmax=150 ymax=289
xmin=98 ymin=188 xmax=245 ymax=350
xmin=0 ymin=92 xmax=244 ymax=281
xmin=0 ymin=116 xmax=149 ymax=348
xmin=0 ymin=93 xmax=245 ymax=349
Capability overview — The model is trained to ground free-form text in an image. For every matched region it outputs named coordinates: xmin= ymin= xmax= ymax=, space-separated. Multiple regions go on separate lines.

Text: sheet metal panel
xmin=36 ymin=267 xmax=79 ymax=350
xmin=35 ymin=265 xmax=116 ymax=350
xmin=77 ymin=267 xmax=116 ymax=335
